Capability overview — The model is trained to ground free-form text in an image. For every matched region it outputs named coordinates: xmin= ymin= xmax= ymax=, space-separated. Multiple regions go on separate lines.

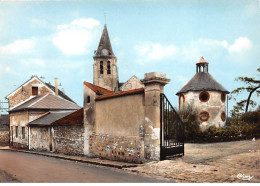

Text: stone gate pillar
xmin=143 ymin=72 xmax=170 ymax=161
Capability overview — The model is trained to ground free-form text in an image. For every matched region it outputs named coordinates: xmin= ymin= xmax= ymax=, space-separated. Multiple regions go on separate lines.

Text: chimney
xmin=55 ymin=78 xmax=58 ymax=96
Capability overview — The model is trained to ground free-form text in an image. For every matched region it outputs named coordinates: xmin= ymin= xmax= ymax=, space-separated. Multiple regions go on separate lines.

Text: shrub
xmin=178 ymin=107 xmax=259 ymax=142
xmin=178 ymin=105 xmax=202 ymax=142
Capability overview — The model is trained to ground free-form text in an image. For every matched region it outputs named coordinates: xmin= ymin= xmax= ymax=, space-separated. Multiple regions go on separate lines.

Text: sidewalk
xmin=0 ymin=146 xmax=138 ymax=169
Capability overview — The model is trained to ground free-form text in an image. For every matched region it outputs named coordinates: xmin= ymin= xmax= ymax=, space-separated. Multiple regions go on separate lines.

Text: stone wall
xmin=9 ymin=111 xmax=29 ymax=148
xmin=53 ymin=125 xmax=84 ymax=155
xmin=93 ymin=58 xmax=118 ymax=91
xmin=89 ymin=134 xmax=144 ymax=163
xmin=8 ymin=78 xmax=53 ymax=108
xmin=182 ymin=91 xmax=226 ymax=129
xmin=119 ymin=76 xmax=144 ymax=91
xmin=10 ymin=110 xmax=47 ymax=149
xmin=0 ymin=129 xmax=9 ymax=146
xmin=30 ymin=126 xmax=50 ymax=151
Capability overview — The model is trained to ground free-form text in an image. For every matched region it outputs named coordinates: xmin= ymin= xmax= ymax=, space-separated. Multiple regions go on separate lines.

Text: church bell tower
xmin=93 ymin=24 xmax=118 ymax=91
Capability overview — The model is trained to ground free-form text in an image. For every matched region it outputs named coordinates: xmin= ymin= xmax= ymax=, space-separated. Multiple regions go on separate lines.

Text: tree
xmin=230 ymin=68 xmax=260 ymax=115
xmin=178 ymin=104 xmax=201 ymax=141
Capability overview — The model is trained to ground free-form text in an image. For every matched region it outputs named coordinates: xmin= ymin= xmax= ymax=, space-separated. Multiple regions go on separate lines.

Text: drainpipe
xmin=28 ymin=126 xmax=30 ymax=150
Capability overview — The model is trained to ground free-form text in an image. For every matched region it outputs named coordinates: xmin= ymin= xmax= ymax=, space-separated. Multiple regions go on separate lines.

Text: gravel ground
xmin=124 ymin=139 xmax=260 ymax=183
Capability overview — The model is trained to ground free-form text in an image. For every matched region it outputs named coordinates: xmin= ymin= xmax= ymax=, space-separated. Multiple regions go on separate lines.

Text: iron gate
xmin=160 ymin=93 xmax=184 ymax=160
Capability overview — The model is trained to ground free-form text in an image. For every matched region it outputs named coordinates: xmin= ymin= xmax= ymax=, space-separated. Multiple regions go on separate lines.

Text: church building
xmin=176 ymin=57 xmax=230 ymax=129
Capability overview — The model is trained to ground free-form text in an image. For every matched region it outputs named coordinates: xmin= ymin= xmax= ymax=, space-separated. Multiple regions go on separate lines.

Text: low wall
xmin=53 ymin=125 xmax=84 ymax=155
xmin=30 ymin=127 xmax=50 ymax=151
xmin=0 ymin=129 xmax=9 ymax=146
xmin=89 ymin=133 xmax=145 ymax=163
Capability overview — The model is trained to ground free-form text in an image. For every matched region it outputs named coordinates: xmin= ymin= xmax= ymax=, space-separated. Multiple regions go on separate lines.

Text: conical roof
xmin=197 ymin=56 xmax=208 ymax=64
xmin=176 ymin=72 xmax=229 ymax=95
xmin=94 ymin=24 xmax=114 ymax=58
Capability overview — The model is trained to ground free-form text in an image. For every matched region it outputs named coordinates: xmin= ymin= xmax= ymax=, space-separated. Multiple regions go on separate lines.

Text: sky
xmin=0 ymin=0 xmax=259 ymax=114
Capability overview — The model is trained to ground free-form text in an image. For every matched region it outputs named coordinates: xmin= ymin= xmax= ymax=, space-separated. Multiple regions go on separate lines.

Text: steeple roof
xmin=94 ymin=24 xmax=114 ymax=58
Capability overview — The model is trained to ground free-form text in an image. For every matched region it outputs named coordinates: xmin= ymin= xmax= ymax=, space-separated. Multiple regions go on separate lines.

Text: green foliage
xmin=178 ymin=104 xmax=202 ymax=141
xmin=179 ymin=106 xmax=259 ymax=142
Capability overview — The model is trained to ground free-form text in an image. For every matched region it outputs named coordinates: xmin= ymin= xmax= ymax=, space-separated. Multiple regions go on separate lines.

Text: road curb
xmin=0 ymin=148 xmax=138 ymax=169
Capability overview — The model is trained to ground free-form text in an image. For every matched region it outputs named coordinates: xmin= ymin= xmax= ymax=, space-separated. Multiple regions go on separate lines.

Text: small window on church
xmin=32 ymin=86 xmax=38 ymax=96
xmin=199 ymin=111 xmax=209 ymax=122
xmin=221 ymin=111 xmax=226 ymax=121
xmin=221 ymin=93 xmax=226 ymax=103
xmin=87 ymin=96 xmax=90 ymax=103
xmin=199 ymin=91 xmax=210 ymax=102
xmin=107 ymin=61 xmax=111 ymax=74
xmin=100 ymin=61 xmax=103 ymax=74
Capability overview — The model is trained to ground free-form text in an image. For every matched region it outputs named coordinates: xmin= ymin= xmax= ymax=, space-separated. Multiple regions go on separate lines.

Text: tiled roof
xmin=45 ymin=82 xmax=75 ymax=103
xmin=95 ymin=88 xmax=144 ymax=101
xmin=197 ymin=56 xmax=209 ymax=64
xmin=84 ymin=81 xmax=113 ymax=95
xmin=6 ymin=76 xmax=75 ymax=103
xmin=10 ymin=94 xmax=81 ymax=112
xmin=176 ymin=72 xmax=229 ymax=95
xmin=28 ymin=110 xmax=75 ymax=126
xmin=52 ymin=108 xmax=83 ymax=125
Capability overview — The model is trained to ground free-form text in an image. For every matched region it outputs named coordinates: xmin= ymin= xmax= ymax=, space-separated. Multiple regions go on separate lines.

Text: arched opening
xmin=107 ymin=61 xmax=111 ymax=74
xmin=100 ymin=61 xmax=103 ymax=74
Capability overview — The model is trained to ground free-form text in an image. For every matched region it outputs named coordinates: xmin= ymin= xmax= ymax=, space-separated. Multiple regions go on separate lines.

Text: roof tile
xmin=95 ymin=88 xmax=144 ymax=101
xmin=84 ymin=82 xmax=113 ymax=95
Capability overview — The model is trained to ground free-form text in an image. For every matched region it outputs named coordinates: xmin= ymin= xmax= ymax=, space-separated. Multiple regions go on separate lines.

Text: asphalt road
xmin=0 ymin=150 xmax=165 ymax=183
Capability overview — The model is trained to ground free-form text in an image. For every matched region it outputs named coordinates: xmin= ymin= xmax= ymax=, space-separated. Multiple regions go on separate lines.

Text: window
xmin=199 ymin=91 xmax=210 ymax=102
xmin=22 ymin=127 xmax=25 ymax=139
xmin=10 ymin=126 xmax=13 ymax=138
xmin=87 ymin=96 xmax=90 ymax=103
xmin=221 ymin=111 xmax=226 ymax=121
xmin=32 ymin=86 xmax=38 ymax=96
xmin=15 ymin=126 xmax=18 ymax=138
xmin=107 ymin=61 xmax=111 ymax=74
xmin=199 ymin=111 xmax=209 ymax=122
xmin=221 ymin=93 xmax=226 ymax=103
xmin=100 ymin=61 xmax=103 ymax=74
xmin=179 ymin=94 xmax=185 ymax=108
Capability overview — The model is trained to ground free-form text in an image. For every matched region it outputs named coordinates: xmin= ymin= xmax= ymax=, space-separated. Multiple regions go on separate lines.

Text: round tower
xmin=176 ymin=57 xmax=230 ymax=129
